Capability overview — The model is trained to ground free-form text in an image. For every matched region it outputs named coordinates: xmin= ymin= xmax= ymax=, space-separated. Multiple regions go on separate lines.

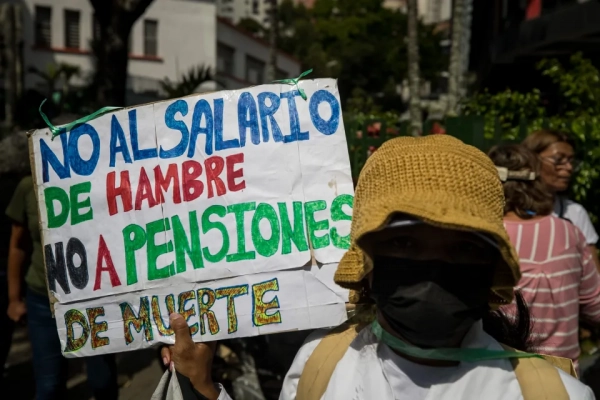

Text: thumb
xmin=170 ymin=313 xmax=193 ymax=346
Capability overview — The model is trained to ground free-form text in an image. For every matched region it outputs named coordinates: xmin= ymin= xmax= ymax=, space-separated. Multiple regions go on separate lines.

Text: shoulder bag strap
xmin=296 ymin=323 xmax=366 ymax=400
xmin=501 ymin=344 xmax=572 ymax=400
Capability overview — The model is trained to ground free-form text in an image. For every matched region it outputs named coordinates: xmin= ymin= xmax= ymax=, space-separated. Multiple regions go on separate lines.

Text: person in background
xmin=0 ymin=172 xmax=24 ymax=383
xmin=159 ymin=135 xmax=592 ymax=400
xmin=522 ymin=130 xmax=600 ymax=269
xmin=6 ymin=176 xmax=119 ymax=400
xmin=489 ymin=144 xmax=600 ymax=371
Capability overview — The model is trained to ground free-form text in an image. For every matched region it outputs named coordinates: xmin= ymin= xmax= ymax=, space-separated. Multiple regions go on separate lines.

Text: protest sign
xmin=29 ymin=79 xmax=353 ymax=357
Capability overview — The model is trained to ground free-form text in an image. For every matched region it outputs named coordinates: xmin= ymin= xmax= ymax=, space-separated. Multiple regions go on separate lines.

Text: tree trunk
xmin=265 ymin=0 xmax=278 ymax=82
xmin=90 ymin=0 xmax=155 ymax=106
xmin=95 ymin=24 xmax=130 ymax=106
xmin=1 ymin=3 xmax=23 ymax=127
xmin=407 ymin=0 xmax=422 ymax=136
xmin=447 ymin=0 xmax=472 ymax=116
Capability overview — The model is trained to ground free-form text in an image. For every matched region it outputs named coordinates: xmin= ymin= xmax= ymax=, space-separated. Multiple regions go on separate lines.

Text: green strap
xmin=39 ymin=99 xmax=121 ymax=139
xmin=273 ymin=69 xmax=313 ymax=100
xmin=371 ymin=321 xmax=542 ymax=363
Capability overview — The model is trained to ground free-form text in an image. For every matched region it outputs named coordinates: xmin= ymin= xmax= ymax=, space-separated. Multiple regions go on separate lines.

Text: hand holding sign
xmin=161 ymin=313 xmax=219 ymax=400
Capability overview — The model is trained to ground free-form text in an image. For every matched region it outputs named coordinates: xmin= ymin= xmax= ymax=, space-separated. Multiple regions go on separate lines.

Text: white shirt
xmin=554 ymin=197 xmax=599 ymax=245
xmin=214 ymin=322 xmax=594 ymax=400
xmin=276 ymin=322 xmax=594 ymax=400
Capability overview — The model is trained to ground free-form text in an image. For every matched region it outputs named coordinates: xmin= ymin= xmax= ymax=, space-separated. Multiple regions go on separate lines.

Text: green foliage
xmin=275 ymin=0 xmax=447 ymax=110
xmin=27 ymin=63 xmax=81 ymax=98
xmin=461 ymin=53 xmax=600 ymax=224
xmin=462 ymin=89 xmax=546 ymax=141
xmin=160 ymin=65 xmax=214 ymax=98
xmin=237 ymin=18 xmax=266 ymax=36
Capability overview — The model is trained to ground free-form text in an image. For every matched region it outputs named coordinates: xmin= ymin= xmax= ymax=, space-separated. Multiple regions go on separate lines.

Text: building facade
xmin=216 ymin=17 xmax=301 ymax=89
xmin=1 ymin=0 xmax=299 ymax=118
xmin=217 ymin=0 xmax=279 ymax=26
xmin=2 ymin=0 xmax=217 ymax=105
xmin=469 ymin=0 xmax=600 ymax=91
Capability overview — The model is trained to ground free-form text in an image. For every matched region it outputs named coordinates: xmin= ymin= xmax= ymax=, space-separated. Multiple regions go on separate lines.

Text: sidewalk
xmin=3 ymin=326 xmax=164 ymax=399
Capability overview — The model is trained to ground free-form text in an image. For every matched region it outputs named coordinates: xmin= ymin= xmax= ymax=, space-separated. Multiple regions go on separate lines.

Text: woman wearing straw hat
xmin=159 ymin=135 xmax=593 ymax=400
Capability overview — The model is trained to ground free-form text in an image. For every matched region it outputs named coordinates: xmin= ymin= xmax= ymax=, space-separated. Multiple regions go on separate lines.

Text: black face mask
xmin=370 ymin=256 xmax=494 ymax=349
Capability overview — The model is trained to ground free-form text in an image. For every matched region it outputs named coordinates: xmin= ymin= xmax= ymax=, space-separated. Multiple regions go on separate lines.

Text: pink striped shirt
xmin=503 ymin=215 xmax=600 ymax=363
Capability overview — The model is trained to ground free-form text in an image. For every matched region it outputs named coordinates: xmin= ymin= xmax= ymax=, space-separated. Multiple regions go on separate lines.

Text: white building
xmin=217 ymin=0 xmax=278 ymax=26
xmin=379 ymin=0 xmax=452 ymax=25
xmin=3 ymin=0 xmax=216 ymax=105
xmin=216 ymin=17 xmax=301 ymax=89
xmin=1 ymin=0 xmax=300 ymax=114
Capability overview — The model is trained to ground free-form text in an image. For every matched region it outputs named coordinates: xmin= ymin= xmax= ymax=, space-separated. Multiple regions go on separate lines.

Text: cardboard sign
xmin=29 ymin=79 xmax=353 ymax=357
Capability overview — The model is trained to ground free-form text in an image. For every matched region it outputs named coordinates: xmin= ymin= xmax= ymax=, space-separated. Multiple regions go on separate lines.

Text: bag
xmin=152 ymin=369 xmax=185 ymax=400
xmin=151 ymin=369 xmax=212 ymax=400
xmin=296 ymin=324 xmax=577 ymax=400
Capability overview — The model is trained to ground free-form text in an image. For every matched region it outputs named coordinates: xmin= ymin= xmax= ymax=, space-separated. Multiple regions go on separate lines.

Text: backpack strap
xmin=296 ymin=326 xmax=577 ymax=400
xmin=296 ymin=323 xmax=366 ymax=400
xmin=501 ymin=344 xmax=574 ymax=400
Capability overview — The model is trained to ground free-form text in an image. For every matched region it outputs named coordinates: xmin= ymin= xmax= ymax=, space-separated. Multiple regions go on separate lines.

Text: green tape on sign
xmin=371 ymin=320 xmax=542 ymax=362
xmin=273 ymin=69 xmax=313 ymax=100
xmin=39 ymin=99 xmax=122 ymax=139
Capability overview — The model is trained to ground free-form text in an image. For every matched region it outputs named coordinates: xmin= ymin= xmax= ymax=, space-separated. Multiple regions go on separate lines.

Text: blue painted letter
xmin=41 ymin=133 xmax=70 ymax=183
xmin=161 ymin=100 xmax=190 ymax=159
xmin=281 ymin=90 xmax=308 ymax=143
xmin=109 ymin=115 xmax=133 ymax=167
xmin=309 ymin=90 xmax=340 ymax=136
xmin=130 ymin=109 xmax=158 ymax=161
xmin=188 ymin=99 xmax=214 ymax=157
xmin=68 ymin=124 xmax=100 ymax=176
xmin=238 ymin=92 xmax=261 ymax=147
xmin=214 ymin=98 xmax=240 ymax=151
xmin=257 ymin=92 xmax=283 ymax=142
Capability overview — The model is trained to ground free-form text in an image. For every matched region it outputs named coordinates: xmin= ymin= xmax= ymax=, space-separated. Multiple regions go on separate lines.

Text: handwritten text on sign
xmin=30 ymin=79 xmax=353 ymax=356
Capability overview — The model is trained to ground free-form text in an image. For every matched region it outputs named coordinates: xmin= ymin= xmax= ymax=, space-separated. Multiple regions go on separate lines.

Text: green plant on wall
xmin=461 ymin=53 xmax=600 ymax=225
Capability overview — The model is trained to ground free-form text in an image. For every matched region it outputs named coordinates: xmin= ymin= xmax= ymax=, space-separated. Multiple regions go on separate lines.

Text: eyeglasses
xmin=541 ymin=156 xmax=581 ymax=171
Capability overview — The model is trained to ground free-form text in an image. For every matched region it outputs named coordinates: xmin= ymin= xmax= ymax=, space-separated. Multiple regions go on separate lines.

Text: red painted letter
xmin=135 ymin=167 xmax=158 ymax=210
xmin=226 ymin=153 xmax=246 ymax=192
xmin=182 ymin=160 xmax=204 ymax=202
xmin=204 ymin=156 xmax=226 ymax=198
xmin=154 ymin=164 xmax=181 ymax=204
xmin=106 ymin=171 xmax=132 ymax=216
xmin=94 ymin=235 xmax=122 ymax=290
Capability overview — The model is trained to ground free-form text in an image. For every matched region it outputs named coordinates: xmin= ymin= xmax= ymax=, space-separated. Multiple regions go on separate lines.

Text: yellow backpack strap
xmin=296 ymin=323 xmax=366 ymax=400
xmin=500 ymin=344 xmax=574 ymax=400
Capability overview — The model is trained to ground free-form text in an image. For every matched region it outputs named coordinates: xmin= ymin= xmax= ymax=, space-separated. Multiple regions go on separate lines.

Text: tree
xmin=447 ymin=0 xmax=473 ymax=115
xmin=89 ymin=0 xmax=155 ymax=106
xmin=406 ymin=0 xmax=422 ymax=136
xmin=160 ymin=65 xmax=214 ymax=98
xmin=462 ymin=53 xmax=600 ymax=224
xmin=265 ymin=0 xmax=278 ymax=82
xmin=28 ymin=62 xmax=81 ymax=112
xmin=276 ymin=0 xmax=446 ymax=112
xmin=237 ymin=18 xmax=266 ymax=36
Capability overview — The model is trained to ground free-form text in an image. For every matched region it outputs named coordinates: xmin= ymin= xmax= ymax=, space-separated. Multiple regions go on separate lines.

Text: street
xmin=3 ymin=326 xmax=164 ymax=399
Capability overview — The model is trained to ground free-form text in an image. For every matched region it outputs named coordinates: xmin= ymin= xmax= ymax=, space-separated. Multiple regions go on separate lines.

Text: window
xmin=34 ymin=6 xmax=52 ymax=48
xmin=252 ymin=0 xmax=259 ymax=14
xmin=144 ymin=19 xmax=158 ymax=56
xmin=64 ymin=10 xmax=80 ymax=49
xmin=245 ymin=56 xmax=265 ymax=84
xmin=92 ymin=14 xmax=101 ymax=42
xmin=217 ymin=42 xmax=235 ymax=75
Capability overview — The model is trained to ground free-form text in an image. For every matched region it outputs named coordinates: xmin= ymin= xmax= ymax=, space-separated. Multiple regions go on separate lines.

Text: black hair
xmin=482 ymin=291 xmax=536 ymax=351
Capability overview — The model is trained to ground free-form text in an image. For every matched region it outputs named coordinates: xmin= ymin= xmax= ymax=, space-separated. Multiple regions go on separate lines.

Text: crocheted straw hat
xmin=334 ymin=135 xmax=521 ymax=309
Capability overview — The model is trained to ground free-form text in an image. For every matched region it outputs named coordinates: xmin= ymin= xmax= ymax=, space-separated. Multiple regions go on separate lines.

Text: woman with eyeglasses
xmin=522 ymin=130 xmax=600 ymax=270
xmin=489 ymin=144 xmax=600 ymax=371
